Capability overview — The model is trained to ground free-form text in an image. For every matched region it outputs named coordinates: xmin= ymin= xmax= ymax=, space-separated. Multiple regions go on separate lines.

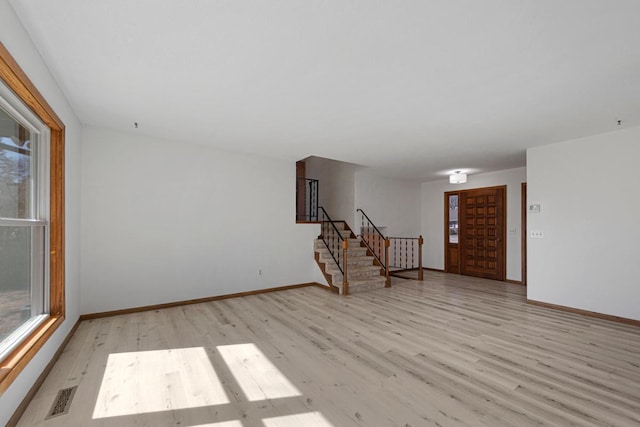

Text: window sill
xmin=0 ymin=314 xmax=64 ymax=395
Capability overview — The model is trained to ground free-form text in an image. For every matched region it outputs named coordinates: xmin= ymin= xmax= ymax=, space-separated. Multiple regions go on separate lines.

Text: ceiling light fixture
xmin=449 ymin=171 xmax=467 ymax=184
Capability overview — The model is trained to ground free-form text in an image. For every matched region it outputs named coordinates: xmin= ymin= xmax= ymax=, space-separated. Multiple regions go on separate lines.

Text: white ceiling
xmin=11 ymin=0 xmax=640 ymax=181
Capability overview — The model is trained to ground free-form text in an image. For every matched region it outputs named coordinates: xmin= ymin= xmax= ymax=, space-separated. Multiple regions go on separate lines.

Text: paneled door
xmin=459 ymin=186 xmax=506 ymax=280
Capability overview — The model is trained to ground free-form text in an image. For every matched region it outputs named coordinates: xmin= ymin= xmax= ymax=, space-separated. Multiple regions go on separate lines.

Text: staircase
xmin=314 ymin=220 xmax=388 ymax=295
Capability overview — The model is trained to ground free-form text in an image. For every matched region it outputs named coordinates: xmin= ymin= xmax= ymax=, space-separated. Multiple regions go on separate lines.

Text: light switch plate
xmin=530 ymin=230 xmax=544 ymax=238
xmin=529 ymin=204 xmax=541 ymax=213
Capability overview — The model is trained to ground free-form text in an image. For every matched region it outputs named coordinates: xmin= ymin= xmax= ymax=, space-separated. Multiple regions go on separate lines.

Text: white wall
xmin=421 ymin=167 xmax=526 ymax=281
xmin=81 ymin=126 xmax=320 ymax=314
xmin=304 ymin=158 xmax=422 ymax=236
xmin=354 ymin=171 xmax=421 ymax=237
xmin=0 ymin=1 xmax=82 ymax=423
xmin=304 ymin=156 xmax=360 ymax=223
xmin=527 ymin=126 xmax=640 ymax=320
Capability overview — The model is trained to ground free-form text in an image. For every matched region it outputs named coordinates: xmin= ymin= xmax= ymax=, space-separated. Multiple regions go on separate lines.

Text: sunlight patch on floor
xmin=217 ymin=343 xmax=301 ymax=401
xmin=263 ymin=411 xmax=334 ymax=426
xmin=187 ymin=422 xmax=243 ymax=427
xmin=93 ymin=347 xmax=229 ymax=419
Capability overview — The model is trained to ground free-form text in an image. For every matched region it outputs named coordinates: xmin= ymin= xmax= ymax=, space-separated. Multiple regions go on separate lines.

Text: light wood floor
xmin=16 ymin=272 xmax=640 ymax=426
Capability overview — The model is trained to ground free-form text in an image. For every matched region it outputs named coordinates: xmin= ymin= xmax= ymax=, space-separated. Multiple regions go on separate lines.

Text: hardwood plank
xmin=14 ymin=272 xmax=640 ymax=427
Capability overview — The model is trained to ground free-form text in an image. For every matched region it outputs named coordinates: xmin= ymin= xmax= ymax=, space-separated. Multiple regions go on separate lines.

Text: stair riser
xmin=342 ymin=259 xmax=378 ymax=267
xmin=347 ymin=281 xmax=387 ymax=294
xmin=325 ymin=265 xmax=379 ymax=273
xmin=317 ymin=250 xmax=369 ymax=259
xmin=319 ymin=255 xmax=375 ymax=266
xmin=331 ymin=270 xmax=383 ymax=281
xmin=327 ymin=265 xmax=381 ymax=274
xmin=328 ymin=269 xmax=382 ymax=279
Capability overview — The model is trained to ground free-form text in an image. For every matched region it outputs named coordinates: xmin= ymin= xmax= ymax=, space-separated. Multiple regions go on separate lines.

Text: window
xmin=0 ymin=42 xmax=65 ymax=395
xmin=0 ymin=88 xmax=49 ymax=356
xmin=448 ymin=194 xmax=458 ymax=244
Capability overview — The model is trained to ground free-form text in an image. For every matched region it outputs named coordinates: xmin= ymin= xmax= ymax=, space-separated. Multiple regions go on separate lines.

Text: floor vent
xmin=45 ymin=386 xmax=77 ymax=419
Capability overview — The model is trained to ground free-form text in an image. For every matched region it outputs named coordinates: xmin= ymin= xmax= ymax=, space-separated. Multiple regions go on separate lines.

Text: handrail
xmin=357 ymin=208 xmax=386 ymax=268
xmin=357 ymin=208 xmax=386 ymax=240
xmin=319 ymin=206 xmax=349 ymax=294
xmin=357 ymin=208 xmax=423 ymax=282
xmin=357 ymin=208 xmax=389 ymax=286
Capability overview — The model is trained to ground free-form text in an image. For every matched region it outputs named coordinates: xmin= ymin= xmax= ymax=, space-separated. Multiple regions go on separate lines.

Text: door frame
xmin=444 ymin=185 xmax=507 ymax=281
xmin=521 ymin=182 xmax=527 ymax=286
xmin=444 ymin=190 xmax=460 ymax=273
xmin=296 ymin=160 xmax=306 ymax=222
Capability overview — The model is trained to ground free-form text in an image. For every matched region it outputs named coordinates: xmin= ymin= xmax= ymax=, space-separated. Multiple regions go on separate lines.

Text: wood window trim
xmin=0 ymin=42 xmax=65 ymax=395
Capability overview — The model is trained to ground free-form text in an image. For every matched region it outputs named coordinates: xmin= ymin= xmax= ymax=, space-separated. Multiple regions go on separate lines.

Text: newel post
xmin=418 ymin=235 xmax=424 ymax=281
xmin=342 ymin=239 xmax=349 ymax=295
xmin=384 ymin=237 xmax=391 ymax=287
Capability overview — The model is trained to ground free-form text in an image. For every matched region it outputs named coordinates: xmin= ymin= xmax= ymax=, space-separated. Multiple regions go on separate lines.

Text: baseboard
xmin=505 ymin=279 xmax=524 ymax=285
xmin=424 ymin=267 xmax=445 ymax=272
xmin=527 ymin=299 xmax=640 ymax=327
xmin=7 ymin=319 xmax=81 ymax=427
xmin=79 ymin=282 xmax=326 ymax=320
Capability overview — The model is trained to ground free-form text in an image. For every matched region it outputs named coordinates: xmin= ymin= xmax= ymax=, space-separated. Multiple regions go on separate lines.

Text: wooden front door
xmin=459 ymin=186 xmax=506 ymax=281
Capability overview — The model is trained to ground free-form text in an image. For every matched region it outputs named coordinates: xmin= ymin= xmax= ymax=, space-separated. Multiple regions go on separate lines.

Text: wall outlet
xmin=258 ymin=269 xmax=263 ymax=276
xmin=530 ymin=230 xmax=544 ymax=238
xmin=529 ymin=204 xmax=541 ymax=213
xmin=509 ymin=227 xmax=517 ymax=234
